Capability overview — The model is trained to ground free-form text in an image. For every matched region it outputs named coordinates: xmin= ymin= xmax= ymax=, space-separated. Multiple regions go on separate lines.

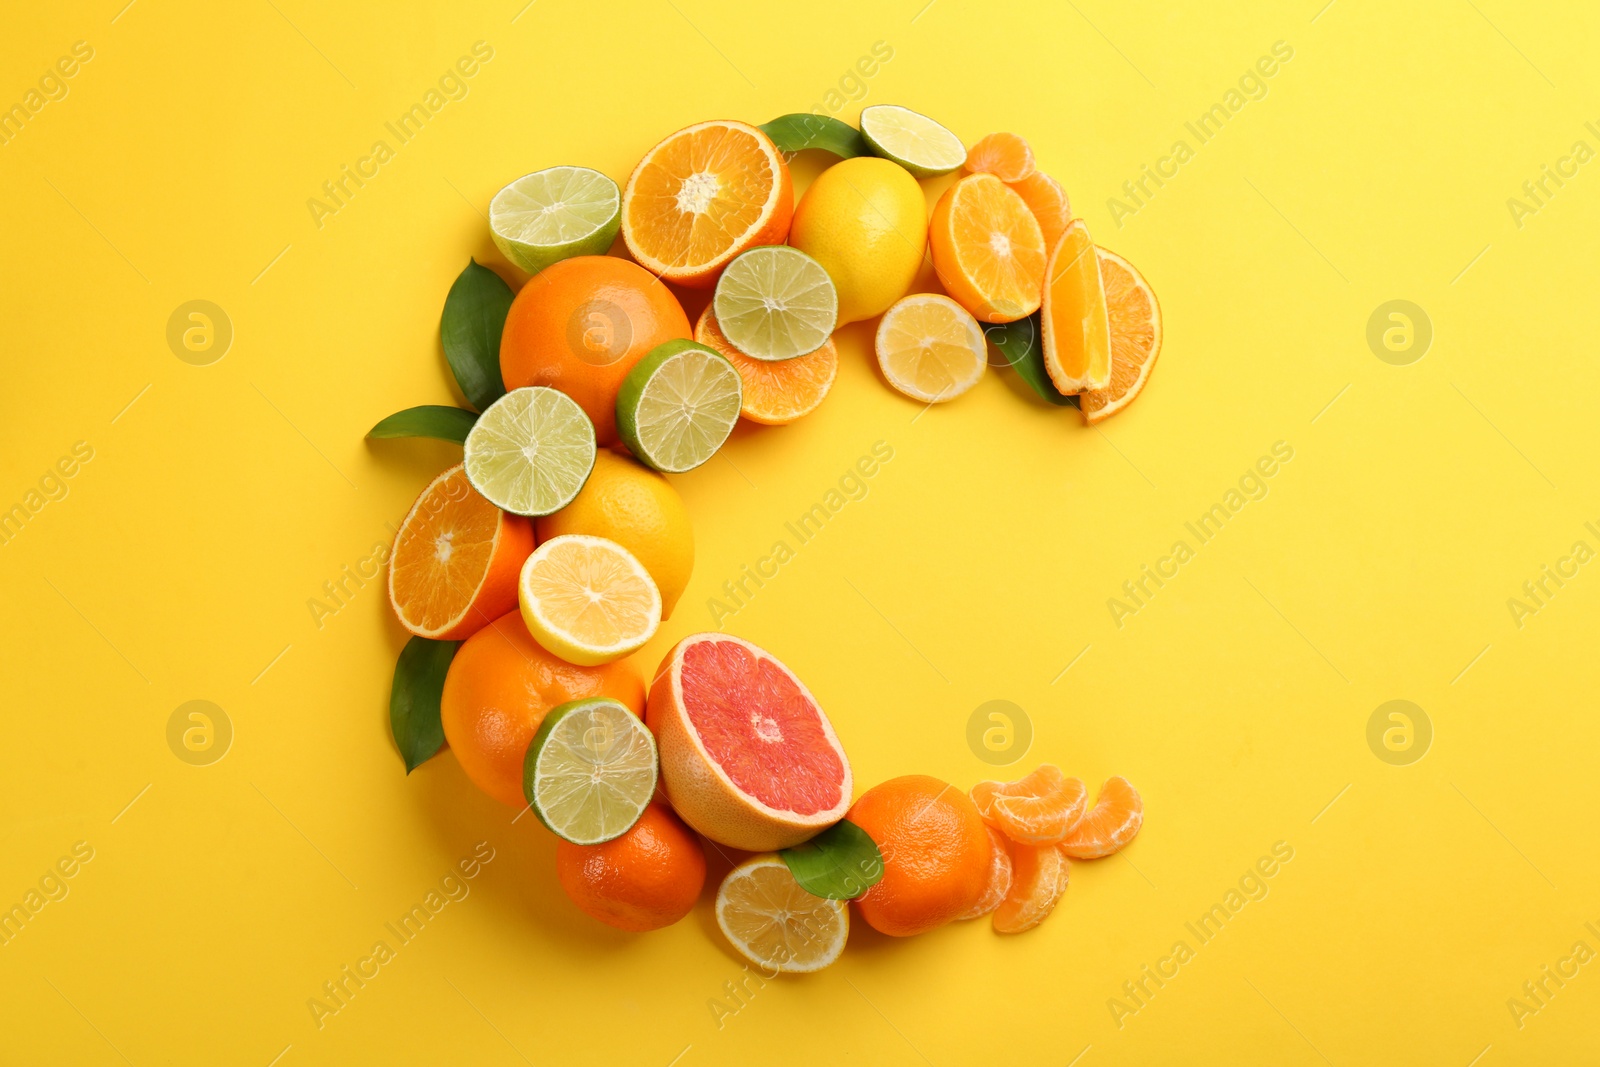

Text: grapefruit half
xmin=646 ymin=634 xmax=852 ymax=850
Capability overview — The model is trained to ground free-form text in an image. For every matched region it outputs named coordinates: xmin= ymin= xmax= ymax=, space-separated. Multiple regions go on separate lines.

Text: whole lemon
xmin=535 ymin=450 xmax=694 ymax=617
xmin=789 ymin=157 xmax=926 ymax=325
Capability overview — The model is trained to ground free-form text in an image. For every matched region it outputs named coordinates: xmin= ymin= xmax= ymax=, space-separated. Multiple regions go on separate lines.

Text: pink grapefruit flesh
xmin=646 ymin=633 xmax=852 ymax=850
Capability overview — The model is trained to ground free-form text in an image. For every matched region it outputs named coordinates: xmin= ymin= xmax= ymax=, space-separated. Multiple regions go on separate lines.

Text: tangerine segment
xmin=965 ymin=132 xmax=1036 ymax=183
xmin=1060 ymin=777 xmax=1144 ymax=859
xmin=1008 ymin=170 xmax=1072 ymax=250
xmin=387 ymin=464 xmax=533 ymax=640
xmin=1041 ymin=220 xmax=1111 ymax=394
xmin=930 ymin=174 xmax=1046 ymax=323
xmin=621 ymin=120 xmax=793 ymax=288
xmin=970 ymin=765 xmax=1088 ymax=845
xmin=992 ymin=844 xmax=1069 ymax=934
xmin=696 ymin=305 xmax=837 ymax=425
xmin=1079 ymin=249 xmax=1163 ymax=425
xmin=957 ymin=824 xmax=1014 ymax=920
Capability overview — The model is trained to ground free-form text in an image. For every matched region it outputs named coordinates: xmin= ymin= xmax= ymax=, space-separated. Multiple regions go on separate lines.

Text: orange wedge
xmin=971 ymin=764 xmax=1088 ymax=845
xmin=1008 ymin=170 xmax=1071 ymax=250
xmin=695 ymin=305 xmax=837 ymax=425
xmin=1060 ymin=777 xmax=1144 ymax=859
xmin=621 ymin=120 xmax=792 ymax=288
xmin=1041 ymin=220 xmax=1111 ymax=394
xmin=957 ymin=824 xmax=1014 ymax=920
xmin=387 ymin=464 xmax=534 ymax=640
xmin=965 ymin=132 xmax=1036 ymax=183
xmin=1079 ymin=249 xmax=1163 ymax=424
xmin=929 ymin=174 xmax=1046 ymax=323
xmin=992 ymin=844 xmax=1068 ymax=934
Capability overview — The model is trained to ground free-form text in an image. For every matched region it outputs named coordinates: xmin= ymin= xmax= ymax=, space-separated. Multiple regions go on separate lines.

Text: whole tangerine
xmin=557 ymin=803 xmax=706 ymax=932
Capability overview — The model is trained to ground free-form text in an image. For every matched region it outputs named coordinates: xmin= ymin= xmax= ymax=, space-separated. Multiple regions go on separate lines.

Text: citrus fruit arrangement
xmin=367 ymin=105 xmax=1154 ymax=972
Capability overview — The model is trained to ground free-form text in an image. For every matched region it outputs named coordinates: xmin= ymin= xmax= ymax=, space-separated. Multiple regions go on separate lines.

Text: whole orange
xmin=846 ymin=775 xmax=990 ymax=937
xmin=498 ymin=255 xmax=691 ymax=445
xmin=439 ymin=611 xmax=644 ymax=807
xmin=557 ymin=803 xmax=706 ymax=932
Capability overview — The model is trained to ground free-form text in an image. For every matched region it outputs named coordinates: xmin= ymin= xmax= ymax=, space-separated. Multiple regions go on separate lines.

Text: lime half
xmin=616 ymin=339 xmax=742 ymax=472
xmin=860 ymin=105 xmax=965 ymax=178
xmin=524 ymin=697 xmax=658 ymax=845
xmin=489 ymin=166 xmax=620 ymax=275
xmin=463 ymin=386 xmax=596 ymax=515
xmin=712 ymin=245 xmax=838 ymax=361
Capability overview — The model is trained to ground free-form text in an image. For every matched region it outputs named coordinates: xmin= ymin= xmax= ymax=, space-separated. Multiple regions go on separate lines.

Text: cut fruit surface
xmin=1041 ymin=220 xmax=1111 ymax=394
xmin=859 ymin=104 xmax=966 ymax=177
xmin=716 ymin=854 xmax=849 ymax=973
xmin=615 ymin=339 xmax=742 ymax=472
xmin=1008 ymin=170 xmax=1071 ymax=251
xmin=957 ymin=824 xmax=1014 ymax=920
xmin=621 ymin=119 xmax=792 ymax=287
xmin=1079 ymin=249 xmax=1163 ymax=424
xmin=993 ymin=844 xmax=1069 ymax=934
xmin=965 ymin=132 xmax=1036 ymax=183
xmin=696 ymin=304 xmax=837 ymax=425
xmin=518 ymin=534 xmax=660 ymax=666
xmin=490 ymin=166 xmax=620 ymax=275
xmin=712 ymin=245 xmax=838 ymax=361
xmin=971 ymin=764 xmax=1089 ymax=845
xmin=646 ymin=633 xmax=852 ymax=851
xmin=875 ymin=293 xmax=987 ymax=404
xmin=1060 ymin=777 xmax=1144 ymax=859
xmin=464 ymin=386 xmax=597 ymax=516
xmin=387 ymin=464 xmax=533 ymax=640
xmin=524 ymin=697 xmax=657 ymax=845
xmin=929 ymin=174 xmax=1046 ymax=323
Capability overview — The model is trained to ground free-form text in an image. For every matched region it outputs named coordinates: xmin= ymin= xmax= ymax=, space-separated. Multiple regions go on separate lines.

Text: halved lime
xmin=712 ymin=245 xmax=838 ymax=361
xmin=860 ymin=105 xmax=965 ymax=178
xmin=463 ymin=386 xmax=596 ymax=515
xmin=524 ymin=697 xmax=658 ymax=845
xmin=616 ymin=339 xmax=742 ymax=473
xmin=489 ymin=166 xmax=620 ymax=275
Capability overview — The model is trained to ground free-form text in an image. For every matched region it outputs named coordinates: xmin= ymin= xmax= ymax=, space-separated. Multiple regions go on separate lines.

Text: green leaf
xmin=780 ymin=819 xmax=884 ymax=900
xmin=441 ymin=259 xmax=513 ymax=411
xmin=759 ymin=114 xmax=868 ymax=159
xmin=389 ymin=636 xmax=462 ymax=773
xmin=986 ymin=313 xmax=1080 ymax=408
xmin=366 ymin=405 xmax=478 ymax=444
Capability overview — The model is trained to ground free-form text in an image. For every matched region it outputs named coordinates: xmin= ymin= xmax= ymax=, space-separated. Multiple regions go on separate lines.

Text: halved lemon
xmin=523 ymin=697 xmax=658 ymax=845
xmin=860 ymin=104 xmax=966 ymax=178
xmin=874 ymin=293 xmax=987 ymax=403
xmin=712 ymin=245 xmax=838 ymax=361
xmin=715 ymin=854 xmax=849 ymax=973
xmin=518 ymin=534 xmax=661 ymax=666
xmin=463 ymin=387 xmax=596 ymax=516
xmin=489 ymin=166 xmax=620 ymax=275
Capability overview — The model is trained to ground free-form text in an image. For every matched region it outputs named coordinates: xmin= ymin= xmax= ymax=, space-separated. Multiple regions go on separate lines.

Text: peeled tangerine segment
xmin=971 ymin=764 xmax=1089 ymax=845
xmin=1042 ymin=220 xmax=1111 ymax=394
xmin=1060 ymin=777 xmax=1144 ymax=859
xmin=958 ymin=824 xmax=1014 ymax=920
xmin=992 ymin=844 xmax=1068 ymax=934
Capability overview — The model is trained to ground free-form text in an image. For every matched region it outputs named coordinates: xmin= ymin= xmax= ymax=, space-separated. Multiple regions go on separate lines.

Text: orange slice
xmin=970 ymin=764 xmax=1088 ymax=845
xmin=1079 ymin=249 xmax=1163 ymax=425
xmin=929 ymin=174 xmax=1046 ymax=323
xmin=621 ymin=120 xmax=793 ymax=288
xmin=992 ymin=844 xmax=1068 ymax=934
xmin=965 ymin=132 xmax=1036 ymax=183
xmin=1041 ymin=220 xmax=1111 ymax=393
xmin=957 ymin=824 xmax=1014 ymax=920
xmin=695 ymin=305 xmax=837 ymax=425
xmin=1060 ymin=777 xmax=1144 ymax=859
xmin=387 ymin=464 xmax=533 ymax=640
xmin=1008 ymin=170 xmax=1071 ymax=250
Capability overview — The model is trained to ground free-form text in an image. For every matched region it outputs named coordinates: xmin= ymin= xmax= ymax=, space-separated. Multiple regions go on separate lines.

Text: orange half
xmin=621 ymin=120 xmax=792 ymax=288
xmin=1079 ymin=249 xmax=1163 ymax=425
xmin=1041 ymin=219 xmax=1111 ymax=394
xmin=695 ymin=304 xmax=837 ymax=425
xmin=929 ymin=173 xmax=1046 ymax=323
xmin=387 ymin=464 xmax=534 ymax=640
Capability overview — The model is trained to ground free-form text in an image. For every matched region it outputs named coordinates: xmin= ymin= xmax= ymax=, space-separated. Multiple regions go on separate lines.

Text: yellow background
xmin=3 ymin=1 xmax=1597 ymax=1063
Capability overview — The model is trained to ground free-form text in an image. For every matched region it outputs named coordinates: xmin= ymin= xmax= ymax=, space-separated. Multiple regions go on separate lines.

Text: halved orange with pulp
xmin=621 ymin=120 xmax=793 ymax=288
xmin=929 ymin=173 xmax=1046 ymax=323
xmin=387 ymin=464 xmax=534 ymax=640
